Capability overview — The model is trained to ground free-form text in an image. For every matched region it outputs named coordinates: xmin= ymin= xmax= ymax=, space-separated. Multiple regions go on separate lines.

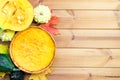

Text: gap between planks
xmin=48 ymin=74 xmax=120 ymax=80
xmin=50 ymin=67 xmax=120 ymax=77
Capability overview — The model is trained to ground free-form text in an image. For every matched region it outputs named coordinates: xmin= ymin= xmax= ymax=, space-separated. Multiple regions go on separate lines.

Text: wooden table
xmin=43 ymin=0 xmax=120 ymax=80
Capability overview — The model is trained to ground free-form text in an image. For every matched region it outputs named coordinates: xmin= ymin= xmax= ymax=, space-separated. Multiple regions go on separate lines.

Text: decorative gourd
xmin=0 ymin=54 xmax=15 ymax=72
xmin=0 ymin=30 xmax=15 ymax=41
xmin=34 ymin=4 xmax=51 ymax=23
xmin=0 ymin=0 xmax=34 ymax=31
xmin=0 ymin=44 xmax=9 ymax=54
xmin=9 ymin=69 xmax=24 ymax=80
xmin=10 ymin=26 xmax=55 ymax=73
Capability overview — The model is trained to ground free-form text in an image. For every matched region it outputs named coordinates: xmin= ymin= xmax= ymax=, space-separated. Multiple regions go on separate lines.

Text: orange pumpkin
xmin=0 ymin=0 xmax=34 ymax=31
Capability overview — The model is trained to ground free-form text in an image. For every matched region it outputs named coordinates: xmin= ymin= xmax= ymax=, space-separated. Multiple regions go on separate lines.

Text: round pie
xmin=10 ymin=27 xmax=55 ymax=73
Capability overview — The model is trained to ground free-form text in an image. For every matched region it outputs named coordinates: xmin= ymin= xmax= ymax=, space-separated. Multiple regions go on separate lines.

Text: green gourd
xmin=9 ymin=69 xmax=24 ymax=80
xmin=0 ymin=54 xmax=15 ymax=72
xmin=0 ymin=44 xmax=9 ymax=54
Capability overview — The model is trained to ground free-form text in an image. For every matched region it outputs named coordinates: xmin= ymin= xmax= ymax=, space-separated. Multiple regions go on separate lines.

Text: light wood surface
xmin=43 ymin=0 xmax=120 ymax=80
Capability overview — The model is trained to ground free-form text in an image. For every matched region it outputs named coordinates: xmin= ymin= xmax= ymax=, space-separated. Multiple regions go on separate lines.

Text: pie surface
xmin=10 ymin=27 xmax=55 ymax=73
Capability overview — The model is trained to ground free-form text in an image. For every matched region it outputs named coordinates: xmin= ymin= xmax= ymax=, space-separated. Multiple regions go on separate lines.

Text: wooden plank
xmin=57 ymin=19 xmax=119 ymax=29
xmin=53 ymin=49 xmax=120 ymax=67
xmin=48 ymin=74 xmax=120 ymax=80
xmin=56 ymin=30 xmax=120 ymax=39
xmin=51 ymin=68 xmax=120 ymax=76
xmin=54 ymin=30 xmax=120 ymax=48
xmin=53 ymin=10 xmax=120 ymax=29
xmin=53 ymin=10 xmax=117 ymax=20
xmin=43 ymin=0 xmax=120 ymax=10
xmin=44 ymin=0 xmax=120 ymax=1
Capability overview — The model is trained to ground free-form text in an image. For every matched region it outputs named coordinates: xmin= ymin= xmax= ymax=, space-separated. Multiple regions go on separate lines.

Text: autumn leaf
xmin=0 ymin=72 xmax=6 ymax=78
xmin=29 ymin=68 xmax=52 ymax=80
xmin=41 ymin=23 xmax=59 ymax=35
xmin=49 ymin=16 xmax=59 ymax=25
xmin=40 ymin=16 xmax=59 ymax=36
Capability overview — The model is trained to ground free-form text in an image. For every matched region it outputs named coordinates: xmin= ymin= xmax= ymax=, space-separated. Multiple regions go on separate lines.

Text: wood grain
xmin=43 ymin=0 xmax=120 ymax=80
xmin=43 ymin=0 xmax=120 ymax=10
xmin=51 ymin=68 xmax=120 ymax=76
xmin=53 ymin=10 xmax=120 ymax=29
xmin=54 ymin=30 xmax=120 ymax=48
xmin=53 ymin=10 xmax=117 ymax=20
xmin=56 ymin=20 xmax=119 ymax=29
xmin=52 ymin=49 xmax=120 ymax=68
xmin=48 ymin=75 xmax=120 ymax=80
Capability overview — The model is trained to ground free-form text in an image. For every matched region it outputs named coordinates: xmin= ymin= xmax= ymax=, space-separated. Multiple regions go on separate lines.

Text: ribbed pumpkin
xmin=0 ymin=0 xmax=34 ymax=31
xmin=10 ymin=27 xmax=55 ymax=73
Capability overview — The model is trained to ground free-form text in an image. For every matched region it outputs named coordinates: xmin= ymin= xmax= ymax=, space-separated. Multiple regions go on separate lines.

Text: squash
xmin=0 ymin=54 xmax=15 ymax=72
xmin=0 ymin=30 xmax=15 ymax=41
xmin=0 ymin=44 xmax=9 ymax=54
xmin=0 ymin=0 xmax=34 ymax=31
xmin=34 ymin=4 xmax=51 ymax=23
xmin=9 ymin=69 xmax=24 ymax=80
xmin=10 ymin=27 xmax=55 ymax=73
